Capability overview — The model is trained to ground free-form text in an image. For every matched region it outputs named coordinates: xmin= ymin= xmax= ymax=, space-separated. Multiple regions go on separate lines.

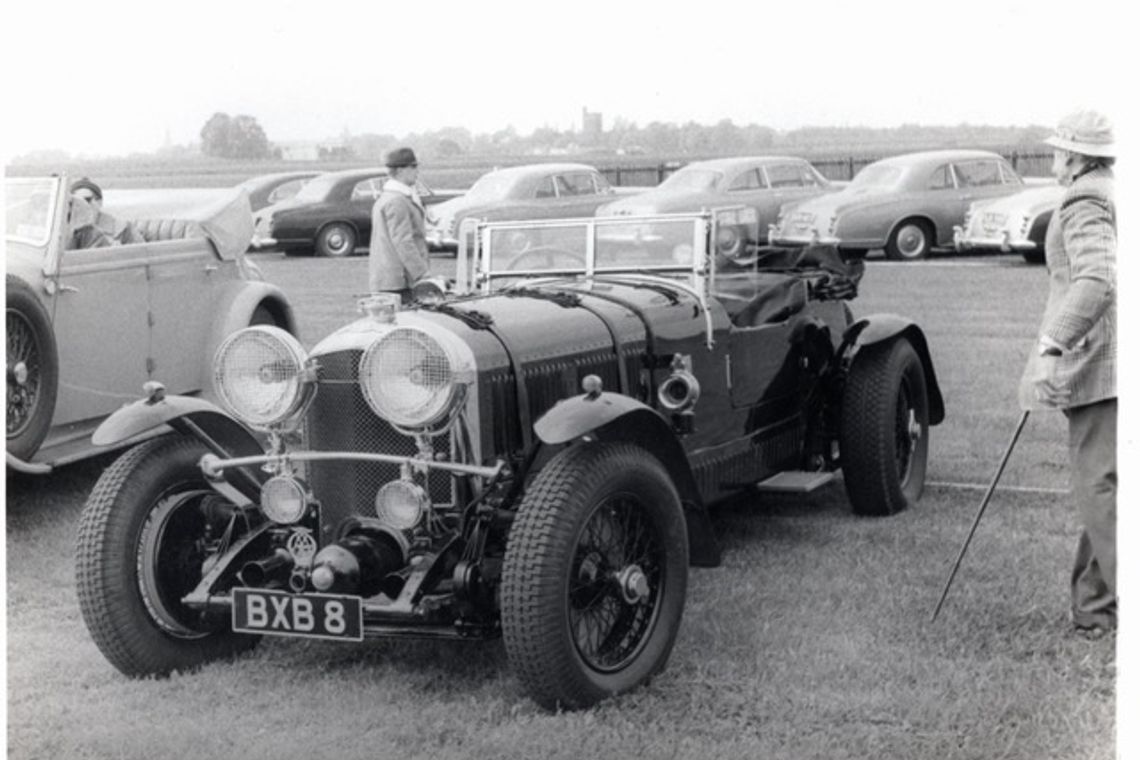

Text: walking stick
xmin=930 ymin=410 xmax=1031 ymax=622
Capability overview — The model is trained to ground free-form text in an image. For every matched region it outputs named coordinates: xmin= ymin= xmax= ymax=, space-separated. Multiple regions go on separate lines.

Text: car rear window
xmin=954 ymin=161 xmax=1003 ymax=187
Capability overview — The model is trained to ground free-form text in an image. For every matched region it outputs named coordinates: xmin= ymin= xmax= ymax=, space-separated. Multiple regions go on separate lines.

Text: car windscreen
xmin=849 ymin=164 xmax=903 ymax=190
xmin=5 ymin=177 xmax=59 ymax=247
xmin=658 ymin=168 xmax=723 ymax=193
xmin=463 ymin=172 xmax=519 ymax=204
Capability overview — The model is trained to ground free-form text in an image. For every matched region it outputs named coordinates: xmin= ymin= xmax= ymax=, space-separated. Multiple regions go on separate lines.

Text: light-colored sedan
xmin=953 ymin=183 xmax=1062 ymax=264
xmin=5 ymin=176 xmax=296 ymax=473
xmin=770 ymin=150 xmax=1026 ymax=260
xmin=426 ymin=163 xmax=618 ymax=253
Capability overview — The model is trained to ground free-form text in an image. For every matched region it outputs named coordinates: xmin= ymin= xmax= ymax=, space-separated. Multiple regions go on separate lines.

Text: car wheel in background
xmin=501 ymin=442 xmax=689 ymax=710
xmin=885 ymin=219 xmax=933 ymax=261
xmin=75 ymin=434 xmax=261 ymax=677
xmin=315 ymin=223 xmax=357 ymax=258
xmin=6 ymin=276 xmax=59 ymax=462
xmin=839 ymin=338 xmax=930 ymax=516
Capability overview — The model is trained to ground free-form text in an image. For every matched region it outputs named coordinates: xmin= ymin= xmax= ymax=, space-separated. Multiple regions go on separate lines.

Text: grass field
xmin=5 ymin=252 xmax=1117 ymax=759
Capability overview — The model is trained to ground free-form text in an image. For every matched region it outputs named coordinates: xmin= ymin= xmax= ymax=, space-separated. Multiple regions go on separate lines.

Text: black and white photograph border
xmin=2 ymin=0 xmax=1135 ymax=758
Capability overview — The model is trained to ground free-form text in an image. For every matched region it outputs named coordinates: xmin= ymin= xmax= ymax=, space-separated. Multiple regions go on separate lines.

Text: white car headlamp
xmin=214 ymin=326 xmax=312 ymax=428
xmin=260 ymin=475 xmax=308 ymax=524
xmin=375 ymin=479 xmax=429 ymax=530
xmin=359 ymin=325 xmax=474 ymax=431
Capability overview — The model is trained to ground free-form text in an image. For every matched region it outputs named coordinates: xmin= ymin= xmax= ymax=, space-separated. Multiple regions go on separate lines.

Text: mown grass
xmin=5 ymin=252 xmax=1115 ymax=759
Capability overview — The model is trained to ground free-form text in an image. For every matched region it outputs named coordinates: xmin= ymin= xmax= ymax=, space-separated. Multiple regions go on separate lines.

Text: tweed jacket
xmin=368 ymin=182 xmax=429 ymax=292
xmin=1018 ymin=167 xmax=1116 ymax=410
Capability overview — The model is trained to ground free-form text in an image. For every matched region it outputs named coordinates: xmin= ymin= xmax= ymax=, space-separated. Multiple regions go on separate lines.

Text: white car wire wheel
xmin=839 ymin=338 xmax=930 ymax=516
xmin=885 ymin=219 xmax=933 ymax=261
xmin=75 ymin=434 xmax=260 ymax=676
xmin=501 ymin=443 xmax=689 ymax=710
xmin=6 ymin=276 xmax=58 ymax=461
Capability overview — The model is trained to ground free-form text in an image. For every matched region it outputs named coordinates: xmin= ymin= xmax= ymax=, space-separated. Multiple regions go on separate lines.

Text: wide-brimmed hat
xmin=385 ymin=147 xmax=418 ymax=168
xmin=1044 ymin=109 xmax=1115 ymax=158
xmin=70 ymin=176 xmax=103 ymax=200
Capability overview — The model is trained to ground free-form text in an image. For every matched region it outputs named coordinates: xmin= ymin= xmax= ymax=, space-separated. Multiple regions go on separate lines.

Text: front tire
xmin=501 ymin=443 xmax=689 ymax=710
xmin=885 ymin=219 xmax=932 ymax=261
xmin=75 ymin=434 xmax=260 ymax=677
xmin=6 ymin=276 xmax=59 ymax=461
xmin=315 ymin=223 xmax=357 ymax=258
xmin=839 ymin=338 xmax=930 ymax=515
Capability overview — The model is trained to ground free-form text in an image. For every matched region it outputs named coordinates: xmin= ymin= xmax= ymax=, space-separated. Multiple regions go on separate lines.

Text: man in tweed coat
xmin=369 ymin=147 xmax=429 ymax=303
xmin=1018 ymin=109 xmax=1116 ymax=637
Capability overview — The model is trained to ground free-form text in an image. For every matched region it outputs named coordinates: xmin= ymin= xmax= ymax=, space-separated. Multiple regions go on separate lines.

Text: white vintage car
xmin=953 ymin=183 xmax=1062 ymax=264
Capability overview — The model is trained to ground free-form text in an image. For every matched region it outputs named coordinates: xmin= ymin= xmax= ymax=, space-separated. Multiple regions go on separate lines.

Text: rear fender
xmin=535 ymin=393 xmax=721 ymax=567
xmin=840 ymin=314 xmax=945 ymax=424
xmin=206 ymin=281 xmax=297 ymax=362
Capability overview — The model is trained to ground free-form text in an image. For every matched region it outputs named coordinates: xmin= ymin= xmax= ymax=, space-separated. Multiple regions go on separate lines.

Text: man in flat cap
xmin=369 ymin=148 xmax=430 ymax=303
xmin=69 ymin=177 xmax=145 ymax=248
xmin=1018 ymin=109 xmax=1117 ymax=639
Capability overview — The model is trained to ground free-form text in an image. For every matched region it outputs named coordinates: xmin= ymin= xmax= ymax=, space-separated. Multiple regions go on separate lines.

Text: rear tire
xmin=501 ymin=443 xmax=689 ymax=710
xmin=315 ymin=223 xmax=357 ymax=258
xmin=885 ymin=220 xmax=932 ymax=261
xmin=6 ymin=276 xmax=58 ymax=461
xmin=839 ymin=339 xmax=930 ymax=515
xmin=75 ymin=434 xmax=260 ymax=677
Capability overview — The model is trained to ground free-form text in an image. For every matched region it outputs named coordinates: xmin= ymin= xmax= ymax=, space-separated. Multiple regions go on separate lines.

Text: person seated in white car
xmin=69 ymin=177 xmax=144 ymax=248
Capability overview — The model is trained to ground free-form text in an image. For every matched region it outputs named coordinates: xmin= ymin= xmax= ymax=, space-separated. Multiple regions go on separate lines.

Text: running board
xmin=755 ymin=470 xmax=838 ymax=493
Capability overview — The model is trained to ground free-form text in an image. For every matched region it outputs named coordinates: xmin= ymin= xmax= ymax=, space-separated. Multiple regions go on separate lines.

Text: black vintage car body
xmin=76 ymin=208 xmax=944 ymax=709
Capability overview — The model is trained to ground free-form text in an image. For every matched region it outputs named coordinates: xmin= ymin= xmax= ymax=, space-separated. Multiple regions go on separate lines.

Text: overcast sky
xmin=0 ymin=0 xmax=1131 ymax=160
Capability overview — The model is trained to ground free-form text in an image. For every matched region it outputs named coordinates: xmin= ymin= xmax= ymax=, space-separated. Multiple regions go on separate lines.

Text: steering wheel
xmin=505 ymin=246 xmax=586 ymax=271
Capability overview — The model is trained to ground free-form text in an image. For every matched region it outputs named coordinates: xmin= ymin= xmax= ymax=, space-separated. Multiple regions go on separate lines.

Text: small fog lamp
xmin=260 ymin=476 xmax=307 ymax=524
xmin=375 ymin=480 xmax=429 ymax=530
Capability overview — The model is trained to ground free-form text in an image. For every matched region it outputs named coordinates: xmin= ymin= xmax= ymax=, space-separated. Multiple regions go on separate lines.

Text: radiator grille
xmin=305 ymin=349 xmax=453 ymax=540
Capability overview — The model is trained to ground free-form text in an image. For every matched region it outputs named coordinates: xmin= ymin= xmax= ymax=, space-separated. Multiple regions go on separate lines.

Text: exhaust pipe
xmin=238 ymin=548 xmax=294 ymax=587
xmin=310 ymin=530 xmax=407 ymax=597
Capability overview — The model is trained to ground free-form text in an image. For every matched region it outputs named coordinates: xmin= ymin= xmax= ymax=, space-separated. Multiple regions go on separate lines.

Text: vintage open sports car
xmin=595 ymin=156 xmax=838 ymax=256
xmin=75 ymin=207 xmax=944 ymax=709
xmin=953 ymin=183 xmax=1061 ymax=264
xmin=5 ymin=176 xmax=296 ymax=474
xmin=425 ymin=163 xmax=620 ymax=253
xmin=769 ymin=149 xmax=1026 ymax=260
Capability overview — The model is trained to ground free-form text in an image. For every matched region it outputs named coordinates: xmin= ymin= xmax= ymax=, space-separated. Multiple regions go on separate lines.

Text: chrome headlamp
xmin=359 ymin=324 xmax=475 ymax=431
xmin=260 ymin=475 xmax=308 ymax=524
xmin=213 ymin=326 xmax=313 ymax=428
xmin=375 ymin=479 xmax=429 ymax=530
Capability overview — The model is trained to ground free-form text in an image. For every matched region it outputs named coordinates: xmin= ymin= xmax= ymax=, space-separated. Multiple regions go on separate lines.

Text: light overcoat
xmin=1018 ymin=167 xmax=1116 ymax=410
xmin=368 ymin=186 xmax=429 ymax=292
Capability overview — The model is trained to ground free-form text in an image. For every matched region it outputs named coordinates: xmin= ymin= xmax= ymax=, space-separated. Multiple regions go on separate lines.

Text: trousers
xmin=1065 ymin=398 xmax=1117 ymax=628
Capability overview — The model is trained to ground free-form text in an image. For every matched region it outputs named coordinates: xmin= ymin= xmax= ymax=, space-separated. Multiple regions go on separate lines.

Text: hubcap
xmin=896 ymin=225 xmax=926 ymax=257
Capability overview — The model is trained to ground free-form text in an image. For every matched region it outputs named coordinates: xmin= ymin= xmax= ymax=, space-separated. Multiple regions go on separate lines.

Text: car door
xmin=48 ymin=241 xmax=151 ymax=426
xmin=146 ymin=236 xmax=223 ymax=393
xmin=349 ymin=176 xmax=385 ymax=238
xmin=923 ymin=164 xmax=966 ymax=244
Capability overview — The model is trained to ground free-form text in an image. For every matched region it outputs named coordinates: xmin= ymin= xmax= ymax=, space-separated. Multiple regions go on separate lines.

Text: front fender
xmin=841 ymin=314 xmax=945 ymax=424
xmin=93 ymin=393 xmax=264 ymax=458
xmin=535 ymin=392 xmax=720 ymax=567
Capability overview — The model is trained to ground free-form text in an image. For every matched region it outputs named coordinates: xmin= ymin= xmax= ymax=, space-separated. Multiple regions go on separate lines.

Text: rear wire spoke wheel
xmin=75 ymin=434 xmax=260 ymax=676
xmin=839 ymin=338 xmax=930 ymax=515
xmin=502 ymin=443 xmax=688 ymax=710
xmin=6 ymin=276 xmax=58 ymax=460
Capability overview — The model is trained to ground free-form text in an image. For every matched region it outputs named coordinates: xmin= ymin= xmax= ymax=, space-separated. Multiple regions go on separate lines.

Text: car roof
xmin=681 ymin=156 xmax=808 ymax=171
xmin=871 ymin=149 xmax=1005 ymax=169
xmin=316 ymin=167 xmax=390 ymax=183
xmin=484 ymin=162 xmax=599 ymax=179
xmin=243 ymin=170 xmax=321 ymax=183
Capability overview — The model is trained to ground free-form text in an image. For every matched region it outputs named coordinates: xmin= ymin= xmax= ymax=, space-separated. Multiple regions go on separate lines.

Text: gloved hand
xmin=1032 ymin=355 xmax=1071 ymax=406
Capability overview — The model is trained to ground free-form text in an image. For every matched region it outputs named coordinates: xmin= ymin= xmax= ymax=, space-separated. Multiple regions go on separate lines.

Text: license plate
xmin=232 ymin=588 xmax=363 ymax=641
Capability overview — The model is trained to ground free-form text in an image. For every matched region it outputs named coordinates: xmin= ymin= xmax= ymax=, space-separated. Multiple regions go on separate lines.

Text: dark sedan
xmin=252 ymin=167 xmax=389 ymax=257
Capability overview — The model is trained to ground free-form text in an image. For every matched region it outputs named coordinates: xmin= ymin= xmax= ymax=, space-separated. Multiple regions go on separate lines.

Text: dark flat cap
xmin=70 ymin=177 xmax=103 ymax=200
xmin=385 ymin=147 xmax=418 ymax=168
